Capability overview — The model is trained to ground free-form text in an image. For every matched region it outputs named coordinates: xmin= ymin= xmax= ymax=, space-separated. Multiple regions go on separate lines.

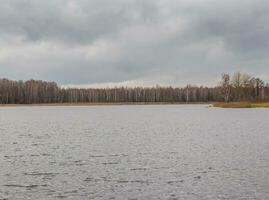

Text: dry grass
xmin=250 ymin=103 xmax=269 ymax=108
xmin=213 ymin=102 xmax=269 ymax=108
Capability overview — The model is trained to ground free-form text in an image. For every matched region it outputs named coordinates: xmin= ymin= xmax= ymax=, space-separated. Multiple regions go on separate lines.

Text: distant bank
xmin=213 ymin=102 xmax=269 ymax=108
xmin=1 ymin=102 xmax=269 ymax=108
xmin=0 ymin=102 xmax=210 ymax=107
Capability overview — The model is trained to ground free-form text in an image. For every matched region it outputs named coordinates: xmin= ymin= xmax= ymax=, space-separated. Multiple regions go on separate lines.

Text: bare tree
xmin=220 ymin=73 xmax=231 ymax=102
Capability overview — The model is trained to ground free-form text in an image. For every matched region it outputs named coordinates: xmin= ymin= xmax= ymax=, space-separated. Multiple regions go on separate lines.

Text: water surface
xmin=0 ymin=105 xmax=269 ymax=199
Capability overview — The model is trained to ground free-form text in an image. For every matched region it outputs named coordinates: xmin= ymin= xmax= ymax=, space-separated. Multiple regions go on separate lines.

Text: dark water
xmin=0 ymin=105 xmax=269 ymax=200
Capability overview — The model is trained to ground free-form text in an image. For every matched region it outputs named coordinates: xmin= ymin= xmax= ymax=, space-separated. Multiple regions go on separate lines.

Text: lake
xmin=0 ymin=105 xmax=269 ymax=200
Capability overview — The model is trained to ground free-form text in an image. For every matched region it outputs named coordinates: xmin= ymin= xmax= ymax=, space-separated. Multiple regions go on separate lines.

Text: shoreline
xmin=1 ymin=102 xmax=268 ymax=108
xmin=0 ymin=102 xmax=211 ymax=107
xmin=213 ymin=102 xmax=269 ymax=108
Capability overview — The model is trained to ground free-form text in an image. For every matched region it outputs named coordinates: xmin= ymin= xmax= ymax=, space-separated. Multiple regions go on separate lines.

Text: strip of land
xmin=0 ymin=102 xmax=268 ymax=108
xmin=0 ymin=102 xmax=208 ymax=107
xmin=213 ymin=102 xmax=269 ymax=108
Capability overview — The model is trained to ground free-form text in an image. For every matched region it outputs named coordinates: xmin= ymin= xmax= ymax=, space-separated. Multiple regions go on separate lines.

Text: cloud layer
xmin=0 ymin=0 xmax=269 ymax=87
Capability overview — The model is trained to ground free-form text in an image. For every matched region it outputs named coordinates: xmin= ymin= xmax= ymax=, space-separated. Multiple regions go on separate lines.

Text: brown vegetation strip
xmin=213 ymin=102 xmax=269 ymax=108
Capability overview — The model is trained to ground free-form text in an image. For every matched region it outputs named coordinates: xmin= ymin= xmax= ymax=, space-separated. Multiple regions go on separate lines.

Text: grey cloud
xmin=0 ymin=0 xmax=269 ymax=86
xmin=0 ymin=0 xmax=159 ymax=44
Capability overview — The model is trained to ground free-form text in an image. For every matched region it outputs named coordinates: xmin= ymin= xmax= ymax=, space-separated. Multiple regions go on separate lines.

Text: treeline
xmin=220 ymin=72 xmax=269 ymax=102
xmin=0 ymin=72 xmax=268 ymax=104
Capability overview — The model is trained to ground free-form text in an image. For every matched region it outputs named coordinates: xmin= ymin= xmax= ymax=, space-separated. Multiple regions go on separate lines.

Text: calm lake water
xmin=0 ymin=105 xmax=269 ymax=200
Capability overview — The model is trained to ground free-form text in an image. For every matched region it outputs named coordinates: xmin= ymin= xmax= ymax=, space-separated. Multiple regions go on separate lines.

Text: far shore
xmin=0 ymin=102 xmax=210 ymax=107
xmin=213 ymin=102 xmax=269 ymax=108
xmin=1 ymin=102 xmax=269 ymax=108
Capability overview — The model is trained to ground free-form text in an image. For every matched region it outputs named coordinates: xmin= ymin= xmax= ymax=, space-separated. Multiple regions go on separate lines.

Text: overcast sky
xmin=0 ymin=0 xmax=269 ymax=87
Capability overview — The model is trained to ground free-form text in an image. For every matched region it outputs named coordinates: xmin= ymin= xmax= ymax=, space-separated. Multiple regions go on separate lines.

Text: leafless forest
xmin=0 ymin=72 xmax=268 ymax=104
